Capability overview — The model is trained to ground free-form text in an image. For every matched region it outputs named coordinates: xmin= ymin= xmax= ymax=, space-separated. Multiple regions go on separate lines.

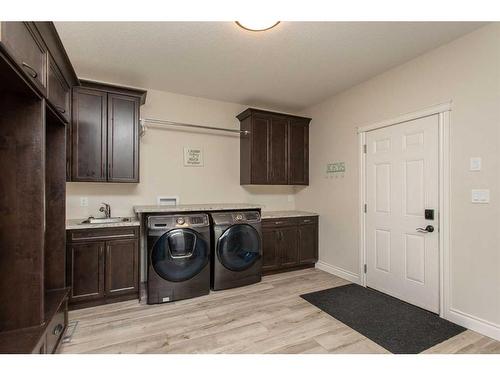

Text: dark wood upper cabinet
xmin=107 ymin=94 xmax=140 ymax=182
xmin=269 ymin=116 xmax=288 ymax=184
xmin=238 ymin=108 xmax=311 ymax=185
xmin=288 ymin=118 xmax=309 ymax=185
xmin=69 ymin=80 xmax=146 ymax=183
xmin=0 ymin=22 xmax=48 ymax=94
xmin=72 ymin=88 xmax=108 ymax=182
xmin=47 ymin=55 xmax=70 ymax=122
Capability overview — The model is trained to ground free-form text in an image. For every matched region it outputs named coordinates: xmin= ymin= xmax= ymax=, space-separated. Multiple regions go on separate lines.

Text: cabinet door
xmin=48 ymin=55 xmax=70 ymax=122
xmin=262 ymin=227 xmax=281 ymax=272
xmin=288 ymin=118 xmax=309 ymax=185
xmin=65 ymin=120 xmax=71 ymax=182
xmin=71 ymin=88 xmax=107 ymax=181
xmin=1 ymin=22 xmax=47 ymax=93
xmin=298 ymin=223 xmax=318 ymax=264
xmin=279 ymin=226 xmax=299 ymax=268
xmin=67 ymin=242 xmax=105 ymax=302
xmin=105 ymin=238 xmax=138 ymax=297
xmin=107 ymin=94 xmax=139 ymax=182
xmin=251 ymin=115 xmax=270 ymax=184
xmin=269 ymin=116 xmax=288 ymax=184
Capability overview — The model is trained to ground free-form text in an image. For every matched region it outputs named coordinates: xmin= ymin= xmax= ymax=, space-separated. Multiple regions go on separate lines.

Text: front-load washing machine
xmin=210 ymin=210 xmax=262 ymax=290
xmin=147 ymin=213 xmax=210 ymax=304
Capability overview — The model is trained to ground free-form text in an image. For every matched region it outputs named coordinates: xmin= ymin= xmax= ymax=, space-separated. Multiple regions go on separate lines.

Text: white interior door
xmin=365 ymin=115 xmax=439 ymax=313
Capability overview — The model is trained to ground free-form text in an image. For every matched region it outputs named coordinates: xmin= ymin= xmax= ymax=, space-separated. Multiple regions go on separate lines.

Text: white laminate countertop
xmin=133 ymin=203 xmax=263 ymax=213
xmin=261 ymin=210 xmax=318 ymax=219
xmin=66 ymin=217 xmax=141 ymax=230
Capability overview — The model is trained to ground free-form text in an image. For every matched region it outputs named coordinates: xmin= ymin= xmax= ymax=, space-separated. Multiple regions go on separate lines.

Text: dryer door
xmin=151 ymin=228 xmax=209 ymax=282
xmin=217 ymin=224 xmax=261 ymax=272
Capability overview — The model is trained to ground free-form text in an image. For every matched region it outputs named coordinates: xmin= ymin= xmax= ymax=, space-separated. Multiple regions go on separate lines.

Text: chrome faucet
xmin=99 ymin=202 xmax=111 ymax=219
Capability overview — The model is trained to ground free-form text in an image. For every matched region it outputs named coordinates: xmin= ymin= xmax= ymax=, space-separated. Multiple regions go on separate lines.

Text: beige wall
xmin=66 ymin=88 xmax=298 ymax=219
xmin=296 ymin=24 xmax=500 ymax=331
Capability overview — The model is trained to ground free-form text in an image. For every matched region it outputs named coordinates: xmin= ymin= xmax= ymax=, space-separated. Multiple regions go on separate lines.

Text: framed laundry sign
xmin=184 ymin=147 xmax=204 ymax=167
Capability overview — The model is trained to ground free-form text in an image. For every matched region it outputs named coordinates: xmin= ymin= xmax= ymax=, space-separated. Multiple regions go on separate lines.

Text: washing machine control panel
xmin=148 ymin=214 xmax=209 ymax=230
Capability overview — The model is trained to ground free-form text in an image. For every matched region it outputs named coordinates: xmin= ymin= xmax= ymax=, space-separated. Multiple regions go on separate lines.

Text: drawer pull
xmin=73 ymin=233 xmax=136 ymax=241
xmin=302 ymin=219 xmax=312 ymax=223
xmin=53 ymin=324 xmax=64 ymax=336
xmin=274 ymin=221 xmax=284 ymax=225
xmin=55 ymin=106 xmax=66 ymax=114
xmin=22 ymin=62 xmax=38 ymax=78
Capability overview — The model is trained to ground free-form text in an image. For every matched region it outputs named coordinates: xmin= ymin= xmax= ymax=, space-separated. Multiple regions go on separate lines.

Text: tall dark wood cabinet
xmin=66 ymin=227 xmax=139 ymax=309
xmin=69 ymin=80 xmax=146 ymax=182
xmin=237 ymin=108 xmax=311 ymax=185
xmin=0 ymin=22 xmax=78 ymax=353
xmin=262 ymin=216 xmax=319 ymax=274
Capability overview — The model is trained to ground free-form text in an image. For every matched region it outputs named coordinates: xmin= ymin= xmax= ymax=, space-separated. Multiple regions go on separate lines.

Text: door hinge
xmin=364 ymin=203 xmax=367 ymax=213
xmin=363 ymin=144 xmax=367 ymax=154
xmin=364 ymin=264 xmax=367 ymax=274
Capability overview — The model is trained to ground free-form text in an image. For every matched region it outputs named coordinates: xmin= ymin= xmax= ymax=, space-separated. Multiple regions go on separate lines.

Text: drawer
xmin=262 ymin=217 xmax=298 ymax=228
xmin=45 ymin=302 xmax=66 ymax=354
xmin=48 ymin=55 xmax=70 ymax=121
xmin=1 ymin=22 xmax=47 ymax=93
xmin=68 ymin=227 xmax=139 ymax=242
xmin=297 ymin=216 xmax=318 ymax=225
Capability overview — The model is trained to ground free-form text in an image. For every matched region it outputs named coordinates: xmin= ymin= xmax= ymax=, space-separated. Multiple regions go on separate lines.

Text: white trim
xmin=359 ymin=132 xmax=367 ymax=287
xmin=316 ymin=261 xmax=361 ymax=285
xmin=446 ymin=308 xmax=500 ymax=341
xmin=356 ymin=101 xmax=452 ymax=133
xmin=438 ymin=111 xmax=450 ymax=319
xmin=358 ymin=104 xmax=450 ymax=317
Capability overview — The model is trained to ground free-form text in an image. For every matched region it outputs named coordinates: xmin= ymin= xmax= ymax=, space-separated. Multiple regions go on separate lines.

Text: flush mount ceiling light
xmin=235 ymin=21 xmax=280 ymax=32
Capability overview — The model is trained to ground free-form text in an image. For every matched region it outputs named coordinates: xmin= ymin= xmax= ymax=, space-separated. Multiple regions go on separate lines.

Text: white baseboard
xmin=316 ymin=261 xmax=361 ymax=285
xmin=445 ymin=307 xmax=500 ymax=341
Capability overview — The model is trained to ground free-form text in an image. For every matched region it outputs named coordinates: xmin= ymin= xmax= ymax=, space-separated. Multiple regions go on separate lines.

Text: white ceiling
xmin=55 ymin=22 xmax=485 ymax=111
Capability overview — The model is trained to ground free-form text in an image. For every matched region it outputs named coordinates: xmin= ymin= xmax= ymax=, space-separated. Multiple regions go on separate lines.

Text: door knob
xmin=416 ymin=225 xmax=434 ymax=233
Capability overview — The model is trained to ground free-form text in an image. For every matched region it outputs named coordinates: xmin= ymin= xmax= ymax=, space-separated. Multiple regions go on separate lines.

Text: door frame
xmin=357 ymin=101 xmax=451 ymax=317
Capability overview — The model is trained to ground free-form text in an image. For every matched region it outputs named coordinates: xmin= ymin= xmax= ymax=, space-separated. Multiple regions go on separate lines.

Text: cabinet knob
xmin=21 ymin=62 xmax=38 ymax=78
xmin=53 ymin=324 xmax=64 ymax=336
xmin=55 ymin=106 xmax=66 ymax=114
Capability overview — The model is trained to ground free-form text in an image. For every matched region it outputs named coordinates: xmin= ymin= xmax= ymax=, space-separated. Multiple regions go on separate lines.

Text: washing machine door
xmin=151 ymin=228 xmax=209 ymax=282
xmin=217 ymin=224 xmax=261 ymax=272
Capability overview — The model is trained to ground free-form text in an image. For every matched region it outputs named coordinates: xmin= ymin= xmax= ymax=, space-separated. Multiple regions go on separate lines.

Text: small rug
xmin=300 ymin=284 xmax=466 ymax=353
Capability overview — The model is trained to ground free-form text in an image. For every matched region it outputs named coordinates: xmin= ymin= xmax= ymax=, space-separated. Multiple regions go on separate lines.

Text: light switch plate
xmin=80 ymin=197 xmax=89 ymax=207
xmin=471 ymin=189 xmax=489 ymax=203
xmin=470 ymin=157 xmax=482 ymax=171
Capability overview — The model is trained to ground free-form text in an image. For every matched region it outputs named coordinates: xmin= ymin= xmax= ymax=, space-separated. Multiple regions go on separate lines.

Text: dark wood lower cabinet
xmin=67 ymin=241 xmax=105 ymax=303
xmin=105 ymin=238 xmax=139 ymax=297
xmin=66 ymin=227 xmax=139 ymax=309
xmin=262 ymin=216 xmax=318 ymax=274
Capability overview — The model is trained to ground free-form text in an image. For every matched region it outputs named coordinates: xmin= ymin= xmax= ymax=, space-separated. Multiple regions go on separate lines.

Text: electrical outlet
xmin=471 ymin=189 xmax=489 ymax=203
xmin=470 ymin=157 xmax=482 ymax=171
xmin=80 ymin=197 xmax=89 ymax=207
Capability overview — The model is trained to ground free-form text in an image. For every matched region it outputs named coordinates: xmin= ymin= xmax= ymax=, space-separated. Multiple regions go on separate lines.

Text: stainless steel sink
xmin=80 ymin=217 xmax=131 ymax=224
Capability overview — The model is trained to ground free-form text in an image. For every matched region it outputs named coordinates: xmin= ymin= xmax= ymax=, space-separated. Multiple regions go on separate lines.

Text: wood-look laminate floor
xmin=60 ymin=269 xmax=500 ymax=354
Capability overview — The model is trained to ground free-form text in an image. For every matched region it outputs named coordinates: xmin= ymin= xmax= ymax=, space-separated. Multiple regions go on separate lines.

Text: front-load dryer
xmin=147 ymin=213 xmax=210 ymax=304
xmin=210 ymin=210 xmax=262 ymax=290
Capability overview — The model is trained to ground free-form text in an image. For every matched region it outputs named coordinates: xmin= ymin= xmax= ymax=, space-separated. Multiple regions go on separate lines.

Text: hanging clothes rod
xmin=139 ymin=118 xmax=250 ymax=137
